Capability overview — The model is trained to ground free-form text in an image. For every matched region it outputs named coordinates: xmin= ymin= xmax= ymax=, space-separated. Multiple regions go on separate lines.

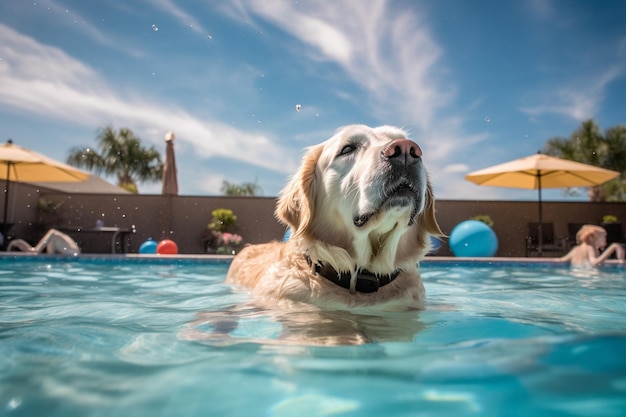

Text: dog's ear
xmin=275 ymin=144 xmax=323 ymax=237
xmin=416 ymin=183 xmax=444 ymax=246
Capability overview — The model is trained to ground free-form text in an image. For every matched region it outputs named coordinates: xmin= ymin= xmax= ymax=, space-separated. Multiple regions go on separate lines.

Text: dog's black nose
xmin=383 ymin=139 xmax=422 ymax=159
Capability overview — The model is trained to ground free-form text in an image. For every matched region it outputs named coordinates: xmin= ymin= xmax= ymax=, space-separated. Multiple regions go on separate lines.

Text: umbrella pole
xmin=2 ymin=162 xmax=10 ymax=246
xmin=537 ymin=172 xmax=543 ymax=256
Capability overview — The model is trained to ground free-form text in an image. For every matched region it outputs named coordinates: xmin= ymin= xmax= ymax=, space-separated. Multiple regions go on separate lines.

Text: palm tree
xmin=67 ymin=127 xmax=163 ymax=193
xmin=602 ymin=124 xmax=626 ymax=201
xmin=220 ymin=180 xmax=262 ymax=196
xmin=543 ymin=119 xmax=626 ymax=202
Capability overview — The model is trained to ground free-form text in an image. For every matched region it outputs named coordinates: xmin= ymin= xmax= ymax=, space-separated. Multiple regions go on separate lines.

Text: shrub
xmin=208 ymin=208 xmax=237 ymax=232
xmin=470 ymin=214 xmax=494 ymax=228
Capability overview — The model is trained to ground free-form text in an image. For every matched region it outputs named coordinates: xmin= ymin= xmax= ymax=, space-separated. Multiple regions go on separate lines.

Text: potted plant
xmin=470 ymin=214 xmax=494 ymax=228
xmin=36 ymin=198 xmax=64 ymax=228
xmin=601 ymin=215 xmax=618 ymax=225
xmin=217 ymin=232 xmax=243 ymax=255
xmin=202 ymin=208 xmax=243 ymax=254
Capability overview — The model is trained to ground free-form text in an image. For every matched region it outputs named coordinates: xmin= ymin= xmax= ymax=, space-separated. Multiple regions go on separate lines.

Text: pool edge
xmin=0 ymin=253 xmax=622 ymax=267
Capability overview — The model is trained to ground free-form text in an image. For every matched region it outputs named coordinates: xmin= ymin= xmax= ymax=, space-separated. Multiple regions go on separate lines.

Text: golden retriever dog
xmin=226 ymin=124 xmax=443 ymax=312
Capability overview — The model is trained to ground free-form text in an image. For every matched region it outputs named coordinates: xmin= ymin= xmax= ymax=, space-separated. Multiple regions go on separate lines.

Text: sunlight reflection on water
xmin=1 ymin=258 xmax=625 ymax=417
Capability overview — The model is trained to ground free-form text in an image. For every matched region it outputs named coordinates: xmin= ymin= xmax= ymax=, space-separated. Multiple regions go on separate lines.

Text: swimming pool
xmin=1 ymin=256 xmax=625 ymax=416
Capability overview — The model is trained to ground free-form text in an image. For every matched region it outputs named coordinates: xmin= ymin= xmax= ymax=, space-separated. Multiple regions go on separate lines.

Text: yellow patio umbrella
xmin=465 ymin=152 xmax=620 ymax=254
xmin=1 ymin=140 xmax=90 ymax=239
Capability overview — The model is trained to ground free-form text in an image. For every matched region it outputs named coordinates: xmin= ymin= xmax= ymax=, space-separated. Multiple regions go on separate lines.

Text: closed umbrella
xmin=465 ymin=152 xmax=620 ymax=254
xmin=1 ymin=140 xmax=90 ymax=240
xmin=161 ymin=132 xmax=178 ymax=195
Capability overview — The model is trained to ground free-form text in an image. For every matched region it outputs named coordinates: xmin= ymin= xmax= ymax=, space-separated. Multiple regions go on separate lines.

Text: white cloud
xmin=521 ymin=65 xmax=624 ymax=121
xmin=32 ymin=0 xmax=147 ymax=58
xmin=244 ymin=1 xmax=354 ymax=64
xmin=148 ymin=0 xmax=207 ymax=34
xmin=444 ymin=164 xmax=470 ymax=174
xmin=194 ymin=173 xmax=226 ymax=195
xmin=0 ymin=23 xmax=293 ymax=176
xmin=526 ymin=0 xmax=555 ymax=20
xmin=229 ymin=0 xmax=451 ymax=131
xmin=222 ymin=1 xmax=483 ymax=198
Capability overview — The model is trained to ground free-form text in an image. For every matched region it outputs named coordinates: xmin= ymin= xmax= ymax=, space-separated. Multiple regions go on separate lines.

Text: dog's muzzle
xmin=353 ymin=138 xmax=425 ymax=227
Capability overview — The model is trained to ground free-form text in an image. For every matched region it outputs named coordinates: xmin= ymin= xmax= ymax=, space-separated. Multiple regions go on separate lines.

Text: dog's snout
xmin=383 ymin=139 xmax=422 ymax=159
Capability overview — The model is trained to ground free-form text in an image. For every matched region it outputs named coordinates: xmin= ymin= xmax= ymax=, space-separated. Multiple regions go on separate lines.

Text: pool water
xmin=1 ymin=257 xmax=625 ymax=416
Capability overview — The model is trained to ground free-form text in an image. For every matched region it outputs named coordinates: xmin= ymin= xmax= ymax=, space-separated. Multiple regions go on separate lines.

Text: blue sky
xmin=1 ymin=0 xmax=625 ymax=200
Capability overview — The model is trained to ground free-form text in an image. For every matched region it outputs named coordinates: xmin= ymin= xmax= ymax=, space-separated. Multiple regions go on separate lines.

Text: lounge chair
xmin=525 ymin=222 xmax=567 ymax=257
xmin=7 ymin=228 xmax=80 ymax=256
xmin=565 ymin=223 xmax=587 ymax=250
xmin=603 ymin=223 xmax=625 ymax=245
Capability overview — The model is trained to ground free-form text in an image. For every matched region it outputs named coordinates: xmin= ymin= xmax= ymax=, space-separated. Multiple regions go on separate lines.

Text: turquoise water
xmin=1 ymin=257 xmax=625 ymax=416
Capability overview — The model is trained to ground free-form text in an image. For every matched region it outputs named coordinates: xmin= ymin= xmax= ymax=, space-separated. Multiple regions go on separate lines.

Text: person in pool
xmin=7 ymin=228 xmax=80 ymax=256
xmin=561 ymin=224 xmax=624 ymax=266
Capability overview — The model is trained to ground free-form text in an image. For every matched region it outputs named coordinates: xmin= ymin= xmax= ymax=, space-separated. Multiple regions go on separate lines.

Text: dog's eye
xmin=339 ymin=144 xmax=357 ymax=156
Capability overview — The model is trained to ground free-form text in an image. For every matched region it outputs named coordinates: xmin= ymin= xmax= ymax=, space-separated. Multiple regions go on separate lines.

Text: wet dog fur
xmin=226 ymin=125 xmax=442 ymax=312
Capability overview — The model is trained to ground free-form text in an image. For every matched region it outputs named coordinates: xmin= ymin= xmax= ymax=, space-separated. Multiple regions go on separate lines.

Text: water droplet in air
xmin=295 ymin=104 xmax=302 ymax=112
xmin=152 ymin=24 xmax=159 ymax=32
xmin=207 ymin=34 xmax=213 ymax=40
xmin=484 ymin=117 xmax=491 ymax=123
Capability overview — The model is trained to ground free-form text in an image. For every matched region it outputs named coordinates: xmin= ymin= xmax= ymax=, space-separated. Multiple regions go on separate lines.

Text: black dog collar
xmin=305 ymin=255 xmax=400 ymax=293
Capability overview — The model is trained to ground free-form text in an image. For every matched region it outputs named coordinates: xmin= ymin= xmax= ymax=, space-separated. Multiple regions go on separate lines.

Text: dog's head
xmin=276 ymin=125 xmax=442 ymax=275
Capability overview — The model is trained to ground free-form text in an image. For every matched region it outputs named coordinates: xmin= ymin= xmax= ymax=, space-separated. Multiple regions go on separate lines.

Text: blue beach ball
xmin=449 ymin=220 xmax=498 ymax=257
xmin=139 ymin=239 xmax=157 ymax=254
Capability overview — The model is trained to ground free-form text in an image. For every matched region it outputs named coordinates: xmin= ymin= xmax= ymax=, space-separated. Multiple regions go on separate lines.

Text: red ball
xmin=156 ymin=239 xmax=178 ymax=255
